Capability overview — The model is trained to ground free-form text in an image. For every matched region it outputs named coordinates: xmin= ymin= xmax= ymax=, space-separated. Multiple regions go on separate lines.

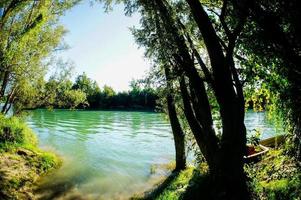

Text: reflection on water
xmin=27 ymin=109 xmax=280 ymax=199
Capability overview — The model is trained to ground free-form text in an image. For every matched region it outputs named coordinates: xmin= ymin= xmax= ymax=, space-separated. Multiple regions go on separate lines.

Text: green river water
xmin=26 ymin=110 xmax=280 ymax=199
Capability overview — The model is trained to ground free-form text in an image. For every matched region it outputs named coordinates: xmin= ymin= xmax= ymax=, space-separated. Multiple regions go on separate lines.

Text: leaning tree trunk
xmin=152 ymin=5 xmax=187 ymax=171
xmin=164 ymin=66 xmax=186 ymax=171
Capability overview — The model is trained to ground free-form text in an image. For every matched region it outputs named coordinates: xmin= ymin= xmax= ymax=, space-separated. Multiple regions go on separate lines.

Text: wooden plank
xmin=259 ymin=135 xmax=286 ymax=147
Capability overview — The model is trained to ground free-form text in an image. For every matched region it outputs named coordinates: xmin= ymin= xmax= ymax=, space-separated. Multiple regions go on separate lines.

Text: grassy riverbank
xmin=0 ymin=114 xmax=61 ymax=199
xmin=133 ymin=148 xmax=301 ymax=200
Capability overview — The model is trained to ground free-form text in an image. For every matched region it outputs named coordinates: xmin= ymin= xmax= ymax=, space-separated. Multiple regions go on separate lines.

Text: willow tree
xmin=128 ymin=0 xmax=188 ymax=171
xmin=104 ymin=0 xmax=249 ymax=199
xmin=0 ymin=0 xmax=78 ymax=114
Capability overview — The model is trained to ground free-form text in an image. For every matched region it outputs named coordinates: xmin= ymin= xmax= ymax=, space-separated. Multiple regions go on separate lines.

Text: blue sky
xmin=58 ymin=1 xmax=151 ymax=91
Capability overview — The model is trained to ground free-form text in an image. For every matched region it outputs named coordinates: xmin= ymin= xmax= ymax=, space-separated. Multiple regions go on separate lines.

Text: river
xmin=26 ymin=109 xmax=281 ymax=199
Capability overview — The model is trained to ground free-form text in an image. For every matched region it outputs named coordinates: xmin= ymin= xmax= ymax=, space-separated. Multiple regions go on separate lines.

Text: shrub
xmin=0 ymin=114 xmax=37 ymax=150
xmin=246 ymin=149 xmax=301 ymax=200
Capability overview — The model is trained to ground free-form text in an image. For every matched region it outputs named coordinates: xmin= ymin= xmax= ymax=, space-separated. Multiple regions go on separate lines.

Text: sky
xmin=58 ymin=1 xmax=151 ymax=92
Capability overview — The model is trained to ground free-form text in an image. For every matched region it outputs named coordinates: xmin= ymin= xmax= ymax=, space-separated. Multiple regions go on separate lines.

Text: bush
xmin=0 ymin=114 xmax=38 ymax=149
xmin=246 ymin=149 xmax=301 ymax=200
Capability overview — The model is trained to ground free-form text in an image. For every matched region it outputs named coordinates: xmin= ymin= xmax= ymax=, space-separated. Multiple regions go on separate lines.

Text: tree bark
xmin=164 ymin=65 xmax=186 ymax=171
xmin=179 ymin=76 xmax=214 ymax=166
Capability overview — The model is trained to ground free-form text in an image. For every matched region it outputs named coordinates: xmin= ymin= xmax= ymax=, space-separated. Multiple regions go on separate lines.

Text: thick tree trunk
xmin=164 ymin=66 xmax=186 ymax=171
xmin=211 ymin=107 xmax=248 ymax=200
xmin=185 ymin=0 xmax=249 ymax=199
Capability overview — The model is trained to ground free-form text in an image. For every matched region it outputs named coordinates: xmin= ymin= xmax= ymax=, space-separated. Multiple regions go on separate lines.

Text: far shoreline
xmin=25 ymin=107 xmax=161 ymax=113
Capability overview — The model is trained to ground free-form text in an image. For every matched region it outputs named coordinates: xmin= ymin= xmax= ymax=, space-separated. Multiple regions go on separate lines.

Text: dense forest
xmin=0 ymin=0 xmax=300 ymax=200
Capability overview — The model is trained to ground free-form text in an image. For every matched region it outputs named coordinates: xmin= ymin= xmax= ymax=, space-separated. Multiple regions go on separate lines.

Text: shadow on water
xmin=35 ymin=173 xmax=89 ymax=200
xmin=34 ymin=156 xmax=96 ymax=200
xmin=35 ymin=179 xmax=78 ymax=200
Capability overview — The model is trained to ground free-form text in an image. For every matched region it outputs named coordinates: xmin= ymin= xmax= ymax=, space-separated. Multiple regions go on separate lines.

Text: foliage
xmin=72 ymin=72 xmax=100 ymax=107
xmin=0 ymin=0 xmax=79 ymax=114
xmin=0 ymin=114 xmax=37 ymax=149
xmin=247 ymin=129 xmax=261 ymax=146
xmin=235 ymin=0 xmax=301 ymax=159
xmin=60 ymin=89 xmax=87 ymax=109
xmin=245 ymin=149 xmax=301 ymax=200
xmin=245 ymin=84 xmax=271 ymax=112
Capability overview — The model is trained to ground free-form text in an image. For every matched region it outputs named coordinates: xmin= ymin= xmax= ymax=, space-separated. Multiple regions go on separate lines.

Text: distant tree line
xmin=36 ymin=71 xmax=158 ymax=111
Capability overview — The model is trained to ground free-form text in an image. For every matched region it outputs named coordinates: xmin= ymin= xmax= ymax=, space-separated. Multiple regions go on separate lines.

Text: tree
xmin=61 ymin=89 xmax=87 ymax=109
xmin=182 ymin=1 xmax=247 ymax=197
xmin=103 ymin=85 xmax=116 ymax=97
xmin=101 ymin=85 xmax=116 ymax=108
xmin=39 ymin=62 xmax=87 ymax=110
xmin=0 ymin=0 xmax=78 ymax=114
xmin=108 ymin=0 xmax=249 ymax=198
xmin=73 ymin=72 xmax=101 ymax=108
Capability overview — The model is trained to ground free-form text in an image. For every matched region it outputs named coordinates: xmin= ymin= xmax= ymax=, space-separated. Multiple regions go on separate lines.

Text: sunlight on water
xmin=27 ymin=110 xmax=280 ymax=199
